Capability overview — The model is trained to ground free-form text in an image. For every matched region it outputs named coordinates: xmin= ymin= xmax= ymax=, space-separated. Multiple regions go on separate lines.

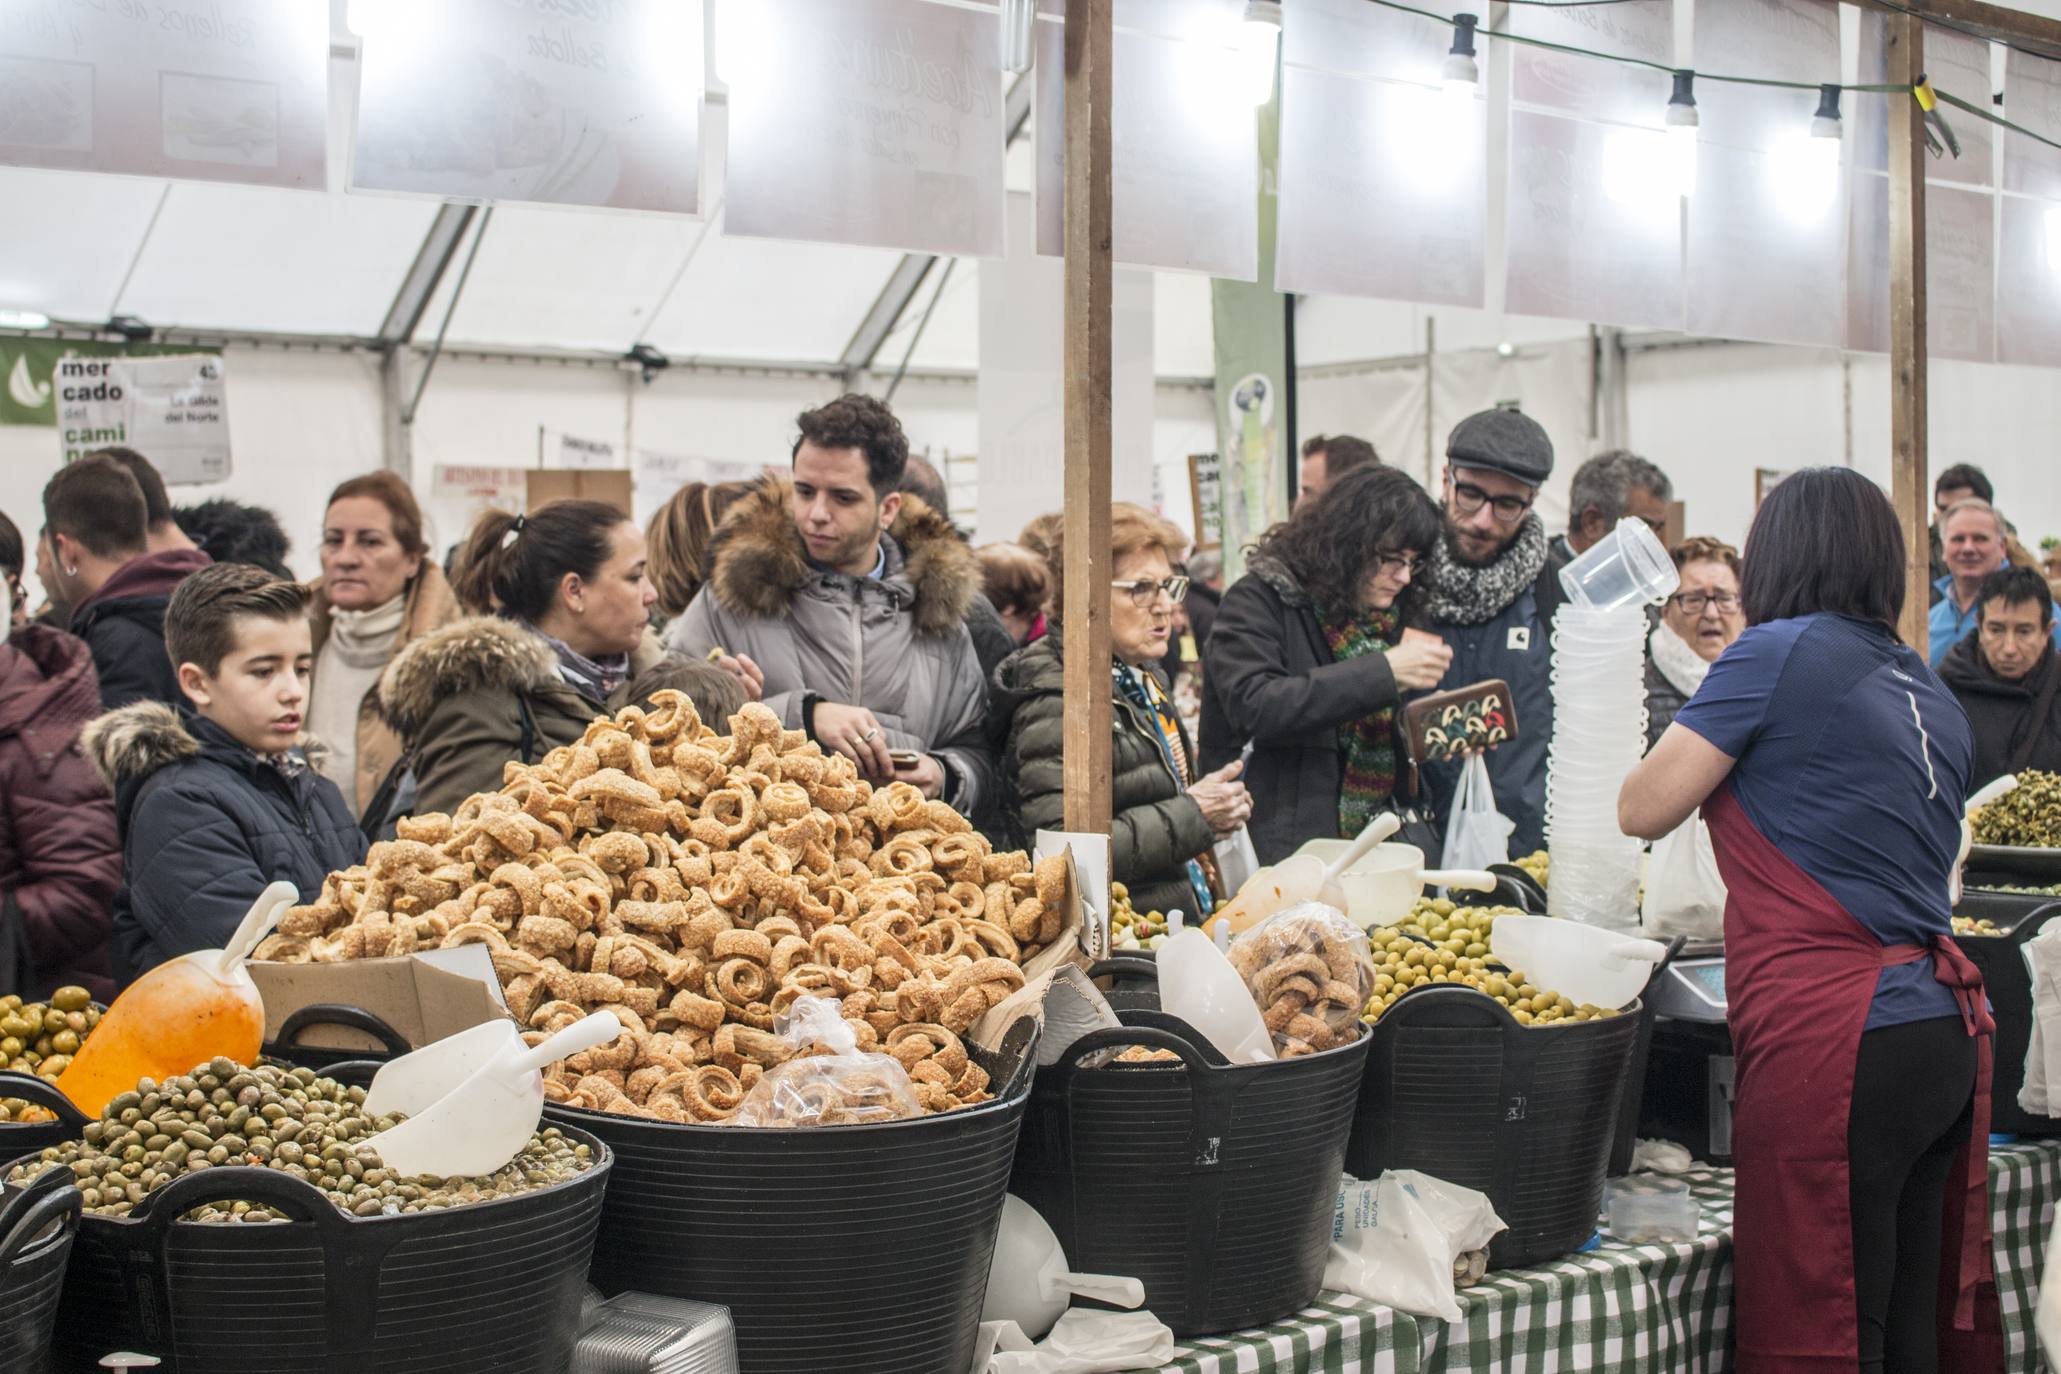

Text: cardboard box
xmin=528 ymin=468 xmax=634 ymax=514
xmin=250 ymin=946 xmax=511 ymax=1056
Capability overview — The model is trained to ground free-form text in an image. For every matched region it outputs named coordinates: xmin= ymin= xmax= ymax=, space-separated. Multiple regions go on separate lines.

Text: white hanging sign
xmin=432 ymin=463 xmax=531 ymax=508
xmin=350 ymin=0 xmax=703 ymax=214
xmin=723 ymin=0 xmax=1005 ymax=257
xmin=56 ymin=353 xmax=231 ymax=485
xmin=0 ymin=0 xmax=328 ymax=188
xmin=631 ymin=451 xmax=772 ymax=526
xmin=540 ymin=428 xmax=625 ymax=471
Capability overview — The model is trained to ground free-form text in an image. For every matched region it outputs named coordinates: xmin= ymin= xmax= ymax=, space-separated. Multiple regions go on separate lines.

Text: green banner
xmin=1210 ymin=86 xmax=1287 ymax=584
xmin=1 ymin=339 xmax=218 ymax=429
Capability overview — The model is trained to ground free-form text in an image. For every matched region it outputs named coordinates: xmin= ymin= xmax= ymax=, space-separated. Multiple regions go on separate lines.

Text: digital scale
xmin=1638 ymin=940 xmax=1735 ymax=1164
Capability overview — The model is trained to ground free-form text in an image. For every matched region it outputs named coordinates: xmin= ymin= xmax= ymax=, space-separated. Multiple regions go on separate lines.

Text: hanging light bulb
xmin=1238 ymin=1 xmax=1283 ymax=108
xmin=1811 ymin=83 xmax=1843 ymax=140
xmin=1665 ymin=69 xmax=1699 ymax=198
xmin=1442 ymin=13 xmax=1480 ymax=98
xmin=1001 ymin=0 xmax=1035 ymax=77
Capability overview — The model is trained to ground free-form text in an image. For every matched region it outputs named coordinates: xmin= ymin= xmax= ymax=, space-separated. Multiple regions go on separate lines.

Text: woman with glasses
xmin=992 ymin=503 xmax=1250 ymax=918
xmin=1645 ymin=536 xmax=1746 ymax=747
xmin=1199 ymin=466 xmax=1449 ymax=865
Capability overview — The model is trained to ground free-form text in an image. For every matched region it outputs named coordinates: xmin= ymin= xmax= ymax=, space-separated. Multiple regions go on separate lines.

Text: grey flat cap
xmin=1447 ymin=408 xmax=1554 ymax=486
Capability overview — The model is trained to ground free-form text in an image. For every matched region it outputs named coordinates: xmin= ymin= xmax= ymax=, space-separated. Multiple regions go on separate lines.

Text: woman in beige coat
xmin=308 ymin=472 xmax=461 ymax=824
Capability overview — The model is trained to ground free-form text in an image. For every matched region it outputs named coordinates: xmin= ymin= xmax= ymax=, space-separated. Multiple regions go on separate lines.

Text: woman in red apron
xmin=1621 ymin=468 xmax=2001 ymax=1374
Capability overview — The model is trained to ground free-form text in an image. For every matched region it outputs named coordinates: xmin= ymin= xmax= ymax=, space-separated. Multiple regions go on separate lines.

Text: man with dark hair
xmin=1421 ymin=409 xmax=1568 ymax=856
xmin=1556 ymin=450 xmax=1673 ymax=561
xmin=41 ymin=456 xmax=212 ymax=711
xmin=665 ymin=394 xmax=997 ymax=818
xmin=93 ymin=447 xmax=198 ymax=555
xmin=1931 ymin=463 xmax=1995 ymax=581
xmin=173 ymin=498 xmax=294 ymax=580
xmin=1296 ymin=434 xmax=1379 ymax=510
xmin=1939 ymin=566 xmax=2061 ymax=785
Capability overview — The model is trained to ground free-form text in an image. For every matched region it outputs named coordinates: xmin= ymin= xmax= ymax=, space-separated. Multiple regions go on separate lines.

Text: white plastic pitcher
xmin=1489 ymin=916 xmax=1667 ymax=1011
xmin=1558 ymin=517 xmax=1680 ymax=611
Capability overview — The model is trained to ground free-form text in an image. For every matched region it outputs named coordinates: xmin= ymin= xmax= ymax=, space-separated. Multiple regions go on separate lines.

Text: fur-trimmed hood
xmin=376 ymin=615 xmax=560 ymax=740
xmin=704 ymin=476 xmax=978 ymax=639
xmin=84 ymin=702 xmax=333 ymax=800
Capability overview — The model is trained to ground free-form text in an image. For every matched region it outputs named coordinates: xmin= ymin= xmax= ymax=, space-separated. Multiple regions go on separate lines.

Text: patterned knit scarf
xmin=1422 ymin=515 xmax=1550 ymax=627
xmin=1316 ymin=603 xmax=1401 ymax=839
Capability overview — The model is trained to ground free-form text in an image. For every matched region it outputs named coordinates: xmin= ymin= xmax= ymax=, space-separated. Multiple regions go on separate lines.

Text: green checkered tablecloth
xmin=1126 ymin=1144 xmax=2061 ymax=1374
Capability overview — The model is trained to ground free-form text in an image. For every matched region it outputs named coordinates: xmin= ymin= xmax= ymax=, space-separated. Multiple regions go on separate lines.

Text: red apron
xmin=1704 ymin=784 xmax=2002 ymax=1374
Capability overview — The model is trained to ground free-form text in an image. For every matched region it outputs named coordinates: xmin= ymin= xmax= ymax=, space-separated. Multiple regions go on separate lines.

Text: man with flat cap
xmin=1420 ymin=408 xmax=1568 ymax=857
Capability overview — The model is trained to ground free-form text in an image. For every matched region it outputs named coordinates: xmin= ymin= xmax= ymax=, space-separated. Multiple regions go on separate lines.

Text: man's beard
xmin=1444 ymin=519 xmax=1512 ymax=569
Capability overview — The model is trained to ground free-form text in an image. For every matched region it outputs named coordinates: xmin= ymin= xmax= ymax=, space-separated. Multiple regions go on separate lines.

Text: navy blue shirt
xmin=1674 ymin=614 xmax=1972 ymax=1030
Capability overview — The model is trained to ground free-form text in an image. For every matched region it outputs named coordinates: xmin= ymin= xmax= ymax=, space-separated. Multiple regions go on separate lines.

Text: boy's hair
xmin=43 ymin=456 xmax=148 ymax=561
xmin=166 ymin=563 xmax=313 ymax=677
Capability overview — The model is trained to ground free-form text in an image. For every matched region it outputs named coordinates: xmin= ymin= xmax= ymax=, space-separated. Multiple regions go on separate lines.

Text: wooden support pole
xmin=1886 ymin=14 xmax=1930 ymax=654
xmin=1061 ymin=0 xmax=1115 ymax=834
xmin=1063 ymin=0 xmax=1112 ymax=832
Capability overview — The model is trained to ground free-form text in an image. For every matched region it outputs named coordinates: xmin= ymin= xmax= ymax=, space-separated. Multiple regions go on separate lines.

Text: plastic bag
xmin=1440 ymin=754 xmax=1514 ymax=873
xmin=729 ymin=996 xmax=923 ymax=1128
xmin=1322 ymin=1171 xmax=1505 ymax=1323
xmin=1640 ymin=811 xmax=1727 ymax=939
xmin=1213 ymin=825 xmax=1259 ymax=896
xmin=975 ymin=1309 xmax=1178 ymax=1374
xmin=2020 ymin=924 xmax=2061 ymax=1117
xmin=1225 ymin=902 xmax=1375 ymax=1057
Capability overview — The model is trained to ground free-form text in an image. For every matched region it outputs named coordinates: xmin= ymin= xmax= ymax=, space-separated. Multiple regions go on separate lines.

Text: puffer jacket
xmin=69 ymin=547 xmax=213 ymax=711
xmin=309 ymin=564 xmax=463 ymax=818
xmin=991 ymin=631 xmax=1213 ymax=917
xmin=0 ymin=626 xmax=120 ymax=1000
xmin=1199 ymin=555 xmax=1404 ymax=866
xmin=85 ymin=705 xmax=368 ymax=985
xmin=379 ymin=617 xmax=747 ymax=816
xmin=665 ymin=479 xmax=997 ymax=818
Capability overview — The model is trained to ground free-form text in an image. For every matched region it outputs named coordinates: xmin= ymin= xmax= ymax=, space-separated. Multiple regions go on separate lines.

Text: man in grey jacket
xmin=665 ymin=394 xmax=997 ymax=818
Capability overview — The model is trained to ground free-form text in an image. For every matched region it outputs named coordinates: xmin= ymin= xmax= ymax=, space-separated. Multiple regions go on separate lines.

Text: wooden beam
xmin=1859 ymin=0 xmax=2061 ymax=63
xmin=1887 ymin=13 xmax=1931 ymax=653
xmin=1062 ymin=0 xmax=1115 ymax=834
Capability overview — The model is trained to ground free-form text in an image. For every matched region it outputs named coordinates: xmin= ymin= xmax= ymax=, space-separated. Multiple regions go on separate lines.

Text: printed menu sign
xmin=56 ymin=352 xmax=231 ymax=484
xmin=351 ymin=0 xmax=702 ymax=214
xmin=0 ymin=0 xmax=329 ymax=186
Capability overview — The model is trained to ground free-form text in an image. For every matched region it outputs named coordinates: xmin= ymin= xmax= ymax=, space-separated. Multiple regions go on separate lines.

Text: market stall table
xmin=1124 ymin=1145 xmax=2061 ymax=1374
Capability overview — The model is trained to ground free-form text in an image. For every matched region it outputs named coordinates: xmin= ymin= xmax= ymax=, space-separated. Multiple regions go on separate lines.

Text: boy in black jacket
xmin=85 ymin=564 xmax=367 ymax=985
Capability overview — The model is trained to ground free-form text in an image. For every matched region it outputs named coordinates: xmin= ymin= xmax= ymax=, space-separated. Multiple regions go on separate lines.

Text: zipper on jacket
xmin=849 ymin=584 xmax=864 ymax=700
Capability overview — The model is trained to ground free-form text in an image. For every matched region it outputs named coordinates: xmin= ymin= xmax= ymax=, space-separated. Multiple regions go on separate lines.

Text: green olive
xmin=48 ymin=987 xmax=90 ymax=1014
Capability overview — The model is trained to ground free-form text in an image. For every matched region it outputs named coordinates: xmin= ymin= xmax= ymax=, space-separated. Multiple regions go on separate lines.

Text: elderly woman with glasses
xmin=991 ymin=503 xmax=1250 ymax=918
xmin=1199 ymin=466 xmax=1448 ymax=864
xmin=1645 ymin=536 xmax=1746 ymax=747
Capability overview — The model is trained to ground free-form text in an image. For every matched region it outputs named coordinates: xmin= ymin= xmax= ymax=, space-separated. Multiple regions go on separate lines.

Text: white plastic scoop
xmin=983 ymin=1195 xmax=1147 ymax=1341
xmin=1489 ymin=915 xmax=1668 ymax=1011
xmin=364 ymin=1011 xmax=624 ymax=1180
xmin=1206 ymin=813 xmax=1401 ymax=938
xmin=1954 ymin=774 xmax=2021 ymax=905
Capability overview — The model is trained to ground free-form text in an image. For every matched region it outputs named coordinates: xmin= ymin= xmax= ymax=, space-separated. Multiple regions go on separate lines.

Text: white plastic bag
xmin=2020 ymin=925 xmax=2061 ymax=1117
xmin=1440 ymin=754 xmax=1514 ymax=873
xmin=1640 ymin=812 xmax=1727 ymax=939
xmin=973 ymin=1309 xmax=1177 ymax=1374
xmin=1322 ymin=1171 xmax=1505 ymax=1322
xmin=1213 ymin=826 xmax=1259 ymax=896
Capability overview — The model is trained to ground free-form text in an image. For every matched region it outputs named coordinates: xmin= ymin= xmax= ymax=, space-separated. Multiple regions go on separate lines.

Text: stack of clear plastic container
xmin=1546 ymin=518 xmax=1680 ymax=931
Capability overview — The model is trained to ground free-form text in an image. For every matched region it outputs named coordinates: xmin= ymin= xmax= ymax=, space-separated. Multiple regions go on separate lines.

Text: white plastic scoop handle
xmin=1041 ymin=1261 xmax=1145 ymax=1310
xmin=366 ymin=1012 xmax=624 ymax=1181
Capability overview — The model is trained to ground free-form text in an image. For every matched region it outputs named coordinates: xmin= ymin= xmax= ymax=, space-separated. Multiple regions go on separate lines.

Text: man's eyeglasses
xmin=1374 ymin=553 xmax=1426 ymax=579
xmin=1670 ymin=591 xmax=1741 ymax=615
xmin=1112 ymin=576 xmax=1190 ymax=608
xmin=1449 ymin=479 xmax=1533 ymax=526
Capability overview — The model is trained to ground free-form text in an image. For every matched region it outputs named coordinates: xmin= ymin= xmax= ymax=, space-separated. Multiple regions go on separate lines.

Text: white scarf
xmin=324 ymin=592 xmax=408 ymax=668
xmin=1649 ymin=619 xmax=1713 ymax=700
xmin=311 ymin=592 xmax=407 ymax=809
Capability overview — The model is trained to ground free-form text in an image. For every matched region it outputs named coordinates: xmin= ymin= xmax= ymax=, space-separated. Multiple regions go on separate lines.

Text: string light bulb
xmin=1665 ymin=69 xmax=1700 ymax=197
xmin=1001 ymin=0 xmax=1034 ymax=76
xmin=1811 ymin=83 xmax=1842 ymax=140
xmin=1443 ymin=13 xmax=1481 ymax=96
xmin=1238 ymin=1 xmax=1283 ymax=108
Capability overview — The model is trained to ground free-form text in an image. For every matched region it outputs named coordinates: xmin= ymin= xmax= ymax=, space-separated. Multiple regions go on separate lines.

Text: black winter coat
xmin=1938 ymin=635 xmax=2061 ymax=788
xmin=85 ymin=705 xmax=368 ymax=985
xmin=68 ymin=549 xmax=212 ymax=712
xmin=991 ymin=632 xmax=1213 ymax=917
xmin=1198 ymin=556 xmax=1402 ymax=866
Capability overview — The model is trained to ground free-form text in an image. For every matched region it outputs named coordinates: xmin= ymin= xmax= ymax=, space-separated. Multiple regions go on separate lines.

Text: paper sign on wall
xmin=1187 ymin=453 xmax=1223 ymax=550
xmin=432 ymin=463 xmax=531 ymax=509
xmin=0 ymin=0 xmax=328 ymax=187
xmin=55 ymin=353 xmax=229 ymax=484
xmin=540 ymin=428 xmax=624 ymax=471
xmin=723 ymin=0 xmax=1005 ymax=257
xmin=632 ymin=451 xmax=773 ymax=526
xmin=351 ymin=0 xmax=703 ymax=214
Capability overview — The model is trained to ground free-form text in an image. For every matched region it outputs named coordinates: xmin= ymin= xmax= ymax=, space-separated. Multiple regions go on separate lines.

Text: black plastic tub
xmin=18 ymin=1119 xmax=610 ymax=1374
xmin=1347 ymin=984 xmax=1641 ymax=1269
xmin=545 ymin=1018 xmax=1037 ymax=1374
xmin=1955 ymin=890 xmax=2061 ymax=1137
xmin=1011 ymin=1008 xmax=1368 ymax=1338
xmin=0 ymin=1164 xmax=82 ymax=1373
xmin=0 ymin=1073 xmax=92 ymax=1164
xmin=261 ymin=1004 xmax=415 ymax=1072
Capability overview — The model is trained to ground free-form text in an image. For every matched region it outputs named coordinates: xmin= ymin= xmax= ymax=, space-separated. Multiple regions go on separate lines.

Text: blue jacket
xmin=84 ymin=704 xmax=367 ymax=985
xmin=1422 ymin=552 xmax=1568 ymax=858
